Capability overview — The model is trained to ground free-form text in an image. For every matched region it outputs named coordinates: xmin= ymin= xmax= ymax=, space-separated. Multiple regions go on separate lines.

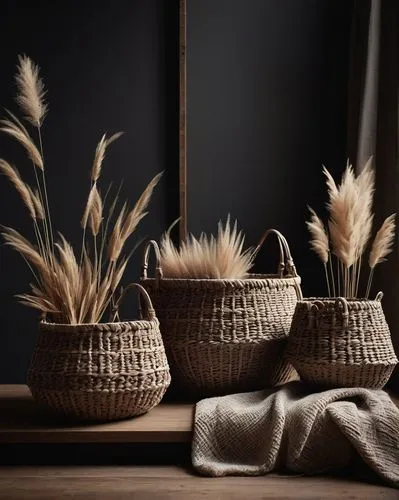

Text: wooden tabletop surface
xmin=0 ymin=385 xmax=194 ymax=443
xmin=0 ymin=384 xmax=397 ymax=446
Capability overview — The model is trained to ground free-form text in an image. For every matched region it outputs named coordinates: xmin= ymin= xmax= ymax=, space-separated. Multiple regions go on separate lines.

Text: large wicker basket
xmin=286 ymin=293 xmax=398 ymax=389
xmin=140 ymin=229 xmax=302 ymax=398
xmin=27 ymin=283 xmax=171 ymax=421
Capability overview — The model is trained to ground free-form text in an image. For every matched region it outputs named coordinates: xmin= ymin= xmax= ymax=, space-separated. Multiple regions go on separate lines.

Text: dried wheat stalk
xmin=0 ymin=55 xmax=161 ymax=324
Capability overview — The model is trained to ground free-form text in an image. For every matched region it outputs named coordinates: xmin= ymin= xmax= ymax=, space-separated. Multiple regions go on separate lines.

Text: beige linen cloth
xmin=192 ymin=382 xmax=399 ymax=487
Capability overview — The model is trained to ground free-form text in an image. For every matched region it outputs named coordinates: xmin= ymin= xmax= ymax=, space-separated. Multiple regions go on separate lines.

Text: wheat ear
xmin=366 ymin=214 xmax=396 ymax=298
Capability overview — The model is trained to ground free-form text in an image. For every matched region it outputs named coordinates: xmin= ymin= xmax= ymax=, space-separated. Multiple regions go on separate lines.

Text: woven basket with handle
xmin=140 ymin=229 xmax=302 ymax=398
xmin=286 ymin=293 xmax=398 ymax=389
xmin=27 ymin=283 xmax=171 ymax=421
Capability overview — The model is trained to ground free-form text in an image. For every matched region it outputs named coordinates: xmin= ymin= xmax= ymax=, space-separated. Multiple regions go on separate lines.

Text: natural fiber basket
xmin=27 ymin=283 xmax=171 ymax=421
xmin=140 ymin=229 xmax=302 ymax=398
xmin=286 ymin=293 xmax=398 ymax=389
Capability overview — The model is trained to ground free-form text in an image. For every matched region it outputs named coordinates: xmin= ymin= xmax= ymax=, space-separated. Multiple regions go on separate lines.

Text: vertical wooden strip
xmin=179 ymin=0 xmax=187 ymax=242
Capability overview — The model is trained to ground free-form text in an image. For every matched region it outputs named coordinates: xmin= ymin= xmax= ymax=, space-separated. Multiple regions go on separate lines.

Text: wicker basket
xmin=140 ymin=229 xmax=302 ymax=398
xmin=27 ymin=283 xmax=171 ymax=421
xmin=286 ymin=293 xmax=398 ymax=389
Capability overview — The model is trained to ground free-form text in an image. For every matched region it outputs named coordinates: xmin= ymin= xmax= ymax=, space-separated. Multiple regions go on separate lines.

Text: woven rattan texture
xmin=142 ymin=275 xmax=301 ymax=397
xmin=28 ymin=319 xmax=171 ymax=421
xmin=286 ymin=298 xmax=398 ymax=389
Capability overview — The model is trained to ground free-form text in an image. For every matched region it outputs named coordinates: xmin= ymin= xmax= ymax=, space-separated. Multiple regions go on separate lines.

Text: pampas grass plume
xmin=306 ymin=206 xmax=329 ymax=264
xmin=369 ymin=214 xmax=396 ymax=268
xmin=15 ymin=55 xmax=47 ymax=126
xmin=0 ymin=159 xmax=36 ymax=219
xmin=0 ymin=118 xmax=44 ymax=170
xmin=160 ymin=217 xmax=254 ymax=279
xmin=91 ymin=132 xmax=124 ymax=182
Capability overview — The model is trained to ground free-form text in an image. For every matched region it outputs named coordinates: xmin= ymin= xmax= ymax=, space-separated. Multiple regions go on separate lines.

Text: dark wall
xmin=0 ymin=0 xmax=353 ymax=383
xmin=186 ymin=0 xmax=352 ymax=296
xmin=0 ymin=0 xmax=179 ymax=382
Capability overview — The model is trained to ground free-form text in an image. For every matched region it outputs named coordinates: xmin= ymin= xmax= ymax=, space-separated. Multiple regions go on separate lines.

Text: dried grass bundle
xmin=0 ymin=55 xmax=161 ymax=324
xmin=307 ymin=157 xmax=396 ymax=298
xmin=160 ymin=217 xmax=254 ymax=279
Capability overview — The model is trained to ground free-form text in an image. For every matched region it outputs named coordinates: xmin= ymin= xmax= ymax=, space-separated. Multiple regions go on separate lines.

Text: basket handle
xmin=375 ymin=291 xmax=384 ymax=302
xmin=141 ymin=239 xmax=163 ymax=285
xmin=334 ymin=297 xmax=349 ymax=328
xmin=111 ymin=282 xmax=157 ymax=322
xmin=252 ymin=228 xmax=298 ymax=278
xmin=307 ymin=300 xmax=325 ymax=328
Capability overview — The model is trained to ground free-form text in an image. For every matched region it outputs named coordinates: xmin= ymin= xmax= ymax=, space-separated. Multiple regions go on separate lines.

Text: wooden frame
xmin=179 ymin=0 xmax=187 ymax=241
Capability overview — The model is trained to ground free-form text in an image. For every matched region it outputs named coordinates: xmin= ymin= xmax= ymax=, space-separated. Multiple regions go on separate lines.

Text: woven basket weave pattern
xmin=141 ymin=230 xmax=302 ymax=396
xmin=28 ymin=285 xmax=171 ymax=421
xmin=286 ymin=296 xmax=398 ymax=389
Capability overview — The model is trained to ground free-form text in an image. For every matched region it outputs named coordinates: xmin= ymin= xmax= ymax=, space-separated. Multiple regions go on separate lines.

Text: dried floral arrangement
xmin=160 ymin=217 xmax=254 ymax=279
xmin=0 ymin=55 xmax=161 ymax=324
xmin=307 ymin=158 xmax=396 ymax=298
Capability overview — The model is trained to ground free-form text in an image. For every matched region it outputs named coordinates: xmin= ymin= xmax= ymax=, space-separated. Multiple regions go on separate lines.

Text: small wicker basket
xmin=27 ymin=283 xmax=171 ymax=421
xmin=140 ymin=229 xmax=302 ymax=398
xmin=286 ymin=293 xmax=398 ymax=389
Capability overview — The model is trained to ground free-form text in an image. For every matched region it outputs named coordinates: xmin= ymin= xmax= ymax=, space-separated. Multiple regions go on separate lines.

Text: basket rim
xmin=290 ymin=359 xmax=398 ymax=367
xmin=141 ymin=273 xmax=301 ymax=285
xmin=297 ymin=296 xmax=382 ymax=304
xmin=39 ymin=318 xmax=158 ymax=332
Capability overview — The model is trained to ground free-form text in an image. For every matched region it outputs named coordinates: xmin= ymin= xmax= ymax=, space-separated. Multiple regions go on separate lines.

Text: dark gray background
xmin=0 ymin=0 xmax=352 ymax=383
xmin=186 ymin=0 xmax=351 ymax=293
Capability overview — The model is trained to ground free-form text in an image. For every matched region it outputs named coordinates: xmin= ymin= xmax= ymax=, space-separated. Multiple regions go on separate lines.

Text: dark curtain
xmin=347 ymin=0 xmax=399 ymax=390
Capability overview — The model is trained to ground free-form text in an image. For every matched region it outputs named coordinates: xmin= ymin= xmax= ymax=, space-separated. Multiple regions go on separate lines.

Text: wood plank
xmin=0 ymin=385 xmax=397 ymax=446
xmin=0 ymin=466 xmax=396 ymax=499
xmin=0 ymin=385 xmax=193 ymax=444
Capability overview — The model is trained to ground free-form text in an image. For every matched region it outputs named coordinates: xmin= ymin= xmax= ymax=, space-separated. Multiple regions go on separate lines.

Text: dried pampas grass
xmin=366 ymin=214 xmax=396 ymax=298
xmin=306 ymin=206 xmax=333 ymax=297
xmin=307 ymin=157 xmax=396 ymax=298
xmin=306 ymin=206 xmax=329 ymax=264
xmin=15 ymin=54 xmax=47 ymax=126
xmin=0 ymin=55 xmax=161 ymax=324
xmin=0 ymin=118 xmax=43 ymax=170
xmin=369 ymin=214 xmax=396 ymax=268
xmin=0 ymin=160 xmax=37 ymax=220
xmin=91 ymin=132 xmax=124 ymax=182
xmin=160 ymin=217 xmax=254 ymax=279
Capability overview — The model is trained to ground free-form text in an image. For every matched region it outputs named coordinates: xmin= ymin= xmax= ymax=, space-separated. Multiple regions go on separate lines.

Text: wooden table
xmin=0 ymin=385 xmax=194 ymax=444
xmin=0 ymin=385 xmax=398 ymax=499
